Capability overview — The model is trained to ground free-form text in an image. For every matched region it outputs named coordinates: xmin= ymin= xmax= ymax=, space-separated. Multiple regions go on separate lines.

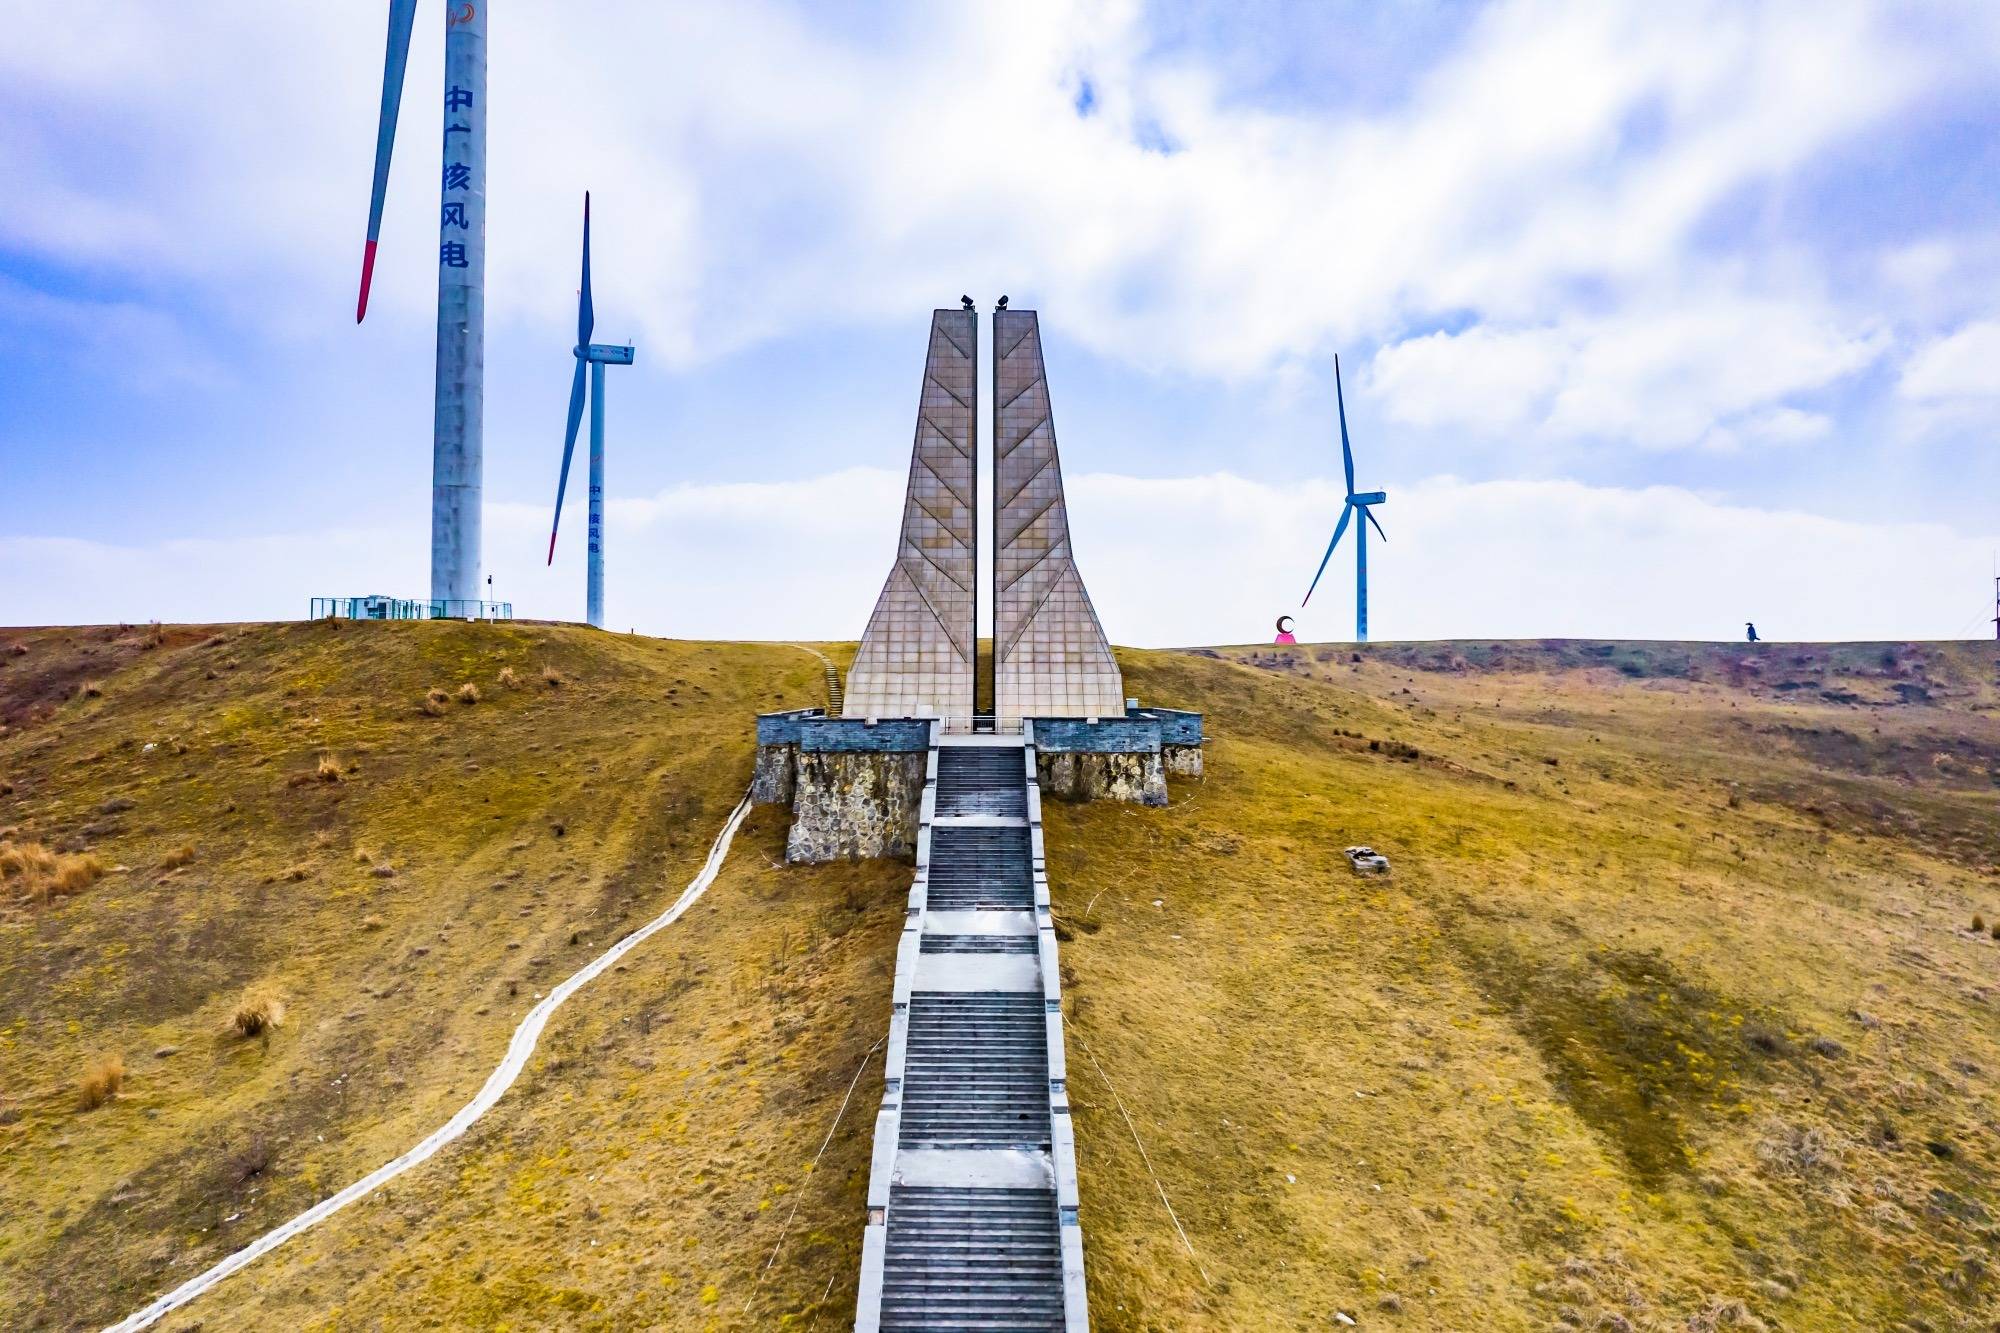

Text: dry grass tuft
xmin=422 ymin=686 xmax=450 ymax=717
xmin=497 ymin=666 xmax=520 ymax=690
xmin=0 ymin=840 xmax=55 ymax=883
xmin=315 ymin=753 xmax=344 ymax=783
xmin=160 ymin=844 xmax=195 ymax=870
xmin=353 ymin=847 xmax=373 ymax=865
xmin=540 ymin=663 xmax=565 ymax=688
xmin=51 ymin=854 xmax=102 ymax=896
xmin=232 ymin=989 xmax=285 ymax=1038
xmin=77 ymin=680 xmax=104 ymax=699
xmin=2 ymin=840 xmax=106 ymax=905
xmin=1975 ymin=914 xmax=1987 ymax=934
xmin=77 ymin=1053 xmax=125 ymax=1110
xmin=456 ymin=682 xmax=480 ymax=706
xmin=360 ymin=913 xmax=385 ymax=931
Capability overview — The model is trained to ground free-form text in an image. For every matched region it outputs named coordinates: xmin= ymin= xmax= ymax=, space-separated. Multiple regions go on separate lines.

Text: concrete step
xmin=921 ymin=933 xmax=1038 ymax=954
xmin=880 ymin=1185 xmax=1065 ymax=1331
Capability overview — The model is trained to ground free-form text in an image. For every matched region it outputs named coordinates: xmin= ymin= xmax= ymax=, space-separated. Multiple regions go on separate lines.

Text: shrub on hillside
xmin=78 ymin=1053 xmax=125 ymax=1109
xmin=540 ymin=663 xmax=565 ymax=688
xmin=2 ymin=840 xmax=105 ymax=905
xmin=316 ymin=753 xmax=344 ymax=783
xmin=54 ymin=852 xmax=106 ymax=892
xmin=232 ymin=990 xmax=285 ymax=1038
xmin=78 ymin=680 xmax=103 ymax=699
xmin=497 ymin=666 xmax=520 ymax=690
xmin=422 ymin=686 xmax=450 ymax=716
xmin=160 ymin=844 xmax=195 ymax=870
xmin=456 ymin=683 xmax=480 ymax=705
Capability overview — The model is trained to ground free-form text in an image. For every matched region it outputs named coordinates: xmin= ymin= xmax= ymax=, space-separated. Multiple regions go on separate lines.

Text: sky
xmin=2 ymin=0 xmax=1998 ymax=645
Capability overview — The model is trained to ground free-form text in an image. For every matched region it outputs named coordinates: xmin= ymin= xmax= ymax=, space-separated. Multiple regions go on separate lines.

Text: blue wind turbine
xmin=545 ymin=193 xmax=635 ymax=630
xmin=1301 ymin=355 xmax=1387 ymax=641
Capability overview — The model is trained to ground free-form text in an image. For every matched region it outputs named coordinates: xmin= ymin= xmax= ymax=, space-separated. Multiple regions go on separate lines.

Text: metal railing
xmin=309 ymin=596 xmax=513 ymax=623
xmin=938 ymin=714 xmax=1025 ymax=736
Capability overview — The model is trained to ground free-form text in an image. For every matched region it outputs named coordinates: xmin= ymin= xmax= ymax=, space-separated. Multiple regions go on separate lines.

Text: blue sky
xmin=2 ymin=0 xmax=1998 ymax=643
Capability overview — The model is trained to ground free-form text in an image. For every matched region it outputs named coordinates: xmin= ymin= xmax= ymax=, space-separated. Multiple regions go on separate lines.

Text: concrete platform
xmin=893 ymin=1148 xmax=1056 ymax=1190
xmin=912 ymin=953 xmax=1040 ymax=992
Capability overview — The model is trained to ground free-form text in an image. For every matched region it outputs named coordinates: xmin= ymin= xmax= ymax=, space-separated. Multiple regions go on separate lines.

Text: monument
xmin=991 ymin=309 xmax=1126 ymax=723
xmin=842 ymin=309 xmax=979 ymax=720
xmin=753 ymin=304 xmax=1201 ymax=863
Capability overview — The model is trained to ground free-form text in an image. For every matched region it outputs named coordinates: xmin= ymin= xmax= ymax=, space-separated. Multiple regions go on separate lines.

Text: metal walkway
xmin=857 ymin=728 xmax=1087 ymax=1331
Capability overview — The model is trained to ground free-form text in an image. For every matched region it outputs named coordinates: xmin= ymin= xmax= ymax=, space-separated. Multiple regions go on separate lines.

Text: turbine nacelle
xmin=1348 ymin=490 xmax=1387 ymax=507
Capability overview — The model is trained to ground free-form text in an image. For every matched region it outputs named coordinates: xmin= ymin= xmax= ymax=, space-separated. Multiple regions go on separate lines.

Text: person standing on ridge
xmin=1746 ymin=622 xmax=1760 ymax=643
xmin=1275 ymin=615 xmax=1298 ymax=645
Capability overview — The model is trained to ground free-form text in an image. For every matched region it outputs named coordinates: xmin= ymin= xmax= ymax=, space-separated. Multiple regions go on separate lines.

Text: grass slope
xmin=7 ymin=625 xmax=2000 ymax=1330
xmin=0 ymin=621 xmax=904 ymax=1330
xmin=1058 ymin=639 xmax=2000 ymax=1332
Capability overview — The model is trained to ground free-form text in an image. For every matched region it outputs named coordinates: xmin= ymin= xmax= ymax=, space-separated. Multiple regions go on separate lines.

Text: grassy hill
xmin=4 ymin=624 xmax=1998 ymax=1330
xmin=1057 ymin=639 xmax=2000 ymax=1332
xmin=0 ymin=620 xmax=901 ymax=1330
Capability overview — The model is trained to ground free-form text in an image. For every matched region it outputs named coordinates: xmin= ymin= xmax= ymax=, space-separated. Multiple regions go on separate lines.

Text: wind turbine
xmin=356 ymin=0 xmax=488 ymax=613
xmin=546 ymin=193 xmax=635 ymax=630
xmin=1301 ymin=355 xmax=1388 ymax=641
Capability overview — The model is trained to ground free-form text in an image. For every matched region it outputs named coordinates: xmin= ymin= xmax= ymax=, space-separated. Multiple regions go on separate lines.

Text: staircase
xmin=825 ymin=662 xmax=846 ymax=712
xmin=856 ymin=730 xmax=1087 ymax=1331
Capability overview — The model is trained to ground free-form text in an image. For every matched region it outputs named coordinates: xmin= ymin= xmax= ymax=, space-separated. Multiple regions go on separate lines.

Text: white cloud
xmin=1367 ymin=298 xmax=1881 ymax=448
xmin=6 ymin=468 xmax=1992 ymax=645
xmin=1899 ymin=320 xmax=2000 ymax=400
xmin=0 ymin=0 xmax=1972 ymax=393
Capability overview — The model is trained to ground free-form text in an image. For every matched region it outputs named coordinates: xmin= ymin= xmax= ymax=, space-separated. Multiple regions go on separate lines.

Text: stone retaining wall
xmin=784 ymin=750 xmax=928 ymax=863
xmin=1035 ymin=750 xmax=1167 ymax=805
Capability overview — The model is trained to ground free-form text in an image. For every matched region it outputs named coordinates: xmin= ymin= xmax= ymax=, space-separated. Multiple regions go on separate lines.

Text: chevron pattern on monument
xmin=845 ymin=309 xmax=978 ymax=720
xmin=992 ymin=309 xmax=1124 ymax=722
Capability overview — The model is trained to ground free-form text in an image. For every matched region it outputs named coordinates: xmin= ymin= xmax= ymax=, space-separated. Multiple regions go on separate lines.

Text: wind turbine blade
xmin=548 ymin=359 xmax=588 ymax=564
xmin=1363 ymin=506 xmax=1387 ymax=542
xmin=1301 ymin=504 xmax=1354 ymax=606
xmin=357 ymin=0 xmax=418 ymax=323
xmin=577 ymin=192 xmax=595 ymax=347
xmin=1335 ymin=353 xmax=1356 ymax=496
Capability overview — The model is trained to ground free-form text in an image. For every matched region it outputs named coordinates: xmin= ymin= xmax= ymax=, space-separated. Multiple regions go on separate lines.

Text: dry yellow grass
xmin=540 ymin=662 xmax=565 ymax=688
xmin=496 ymin=666 xmax=519 ymax=690
xmin=1050 ymin=641 xmax=2000 ymax=1331
xmin=0 ymin=620 xmax=835 ymax=1328
xmin=314 ymin=753 xmax=343 ymax=783
xmin=231 ymin=989 xmax=284 ymax=1038
xmin=77 ymin=1053 xmax=125 ymax=1110
xmin=159 ymin=844 xmax=195 ymax=870
xmin=455 ymin=682 xmax=480 ymax=706
xmin=421 ymin=685 xmax=450 ymax=716
xmin=9 ymin=624 xmax=1994 ymax=1329
xmin=2 ymin=839 xmax=105 ymax=905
